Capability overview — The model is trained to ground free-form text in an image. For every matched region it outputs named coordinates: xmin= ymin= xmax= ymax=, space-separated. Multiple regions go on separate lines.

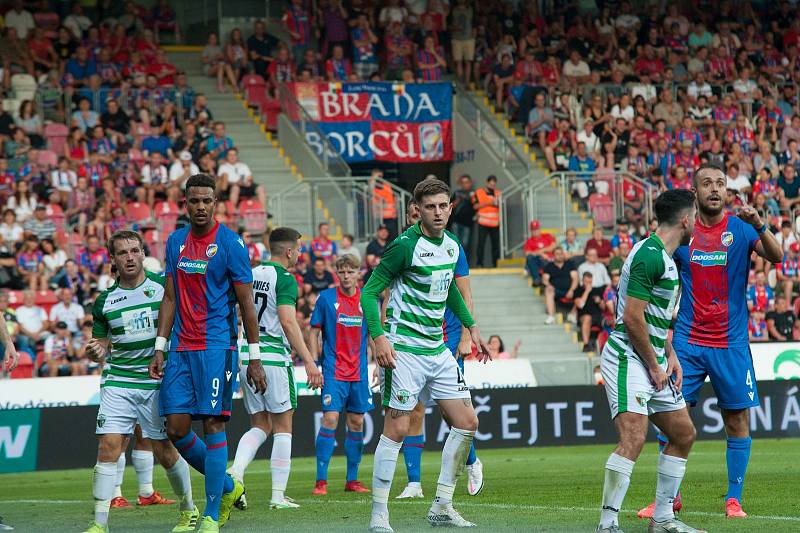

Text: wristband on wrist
xmin=154 ymin=336 xmax=168 ymax=352
xmin=758 ymin=224 xmax=767 ymax=235
xmin=248 ymin=343 xmax=261 ymax=360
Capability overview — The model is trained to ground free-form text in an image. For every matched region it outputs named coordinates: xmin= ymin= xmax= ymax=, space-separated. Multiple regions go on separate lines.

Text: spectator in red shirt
xmin=268 ymin=47 xmax=296 ymax=87
xmin=325 ymin=44 xmax=353 ymax=81
xmin=146 ymin=49 xmax=177 ymax=87
xmin=633 ymin=44 xmax=665 ymax=82
xmin=584 ymin=227 xmax=613 ymax=265
xmin=524 ymin=219 xmax=556 ymax=286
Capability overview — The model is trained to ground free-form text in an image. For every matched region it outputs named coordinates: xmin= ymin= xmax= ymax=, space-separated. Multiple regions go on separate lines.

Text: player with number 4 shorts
xmin=150 ymin=174 xmax=266 ymax=533
xmin=83 ymin=230 xmax=196 ymax=533
xmin=636 ymin=165 xmax=784 ymax=521
xmin=310 ymin=253 xmax=372 ymax=495
xmin=597 ymin=189 xmax=706 ymax=533
xmin=361 ymin=178 xmax=491 ymax=533
xmin=228 ymin=227 xmax=323 ymax=510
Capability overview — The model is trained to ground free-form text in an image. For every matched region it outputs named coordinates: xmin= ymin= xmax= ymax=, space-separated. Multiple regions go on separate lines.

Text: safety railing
xmin=267 ymin=176 xmax=410 ymax=242
xmin=499 ymin=171 xmax=655 ymax=259
xmin=277 ymin=84 xmax=352 ymax=178
xmin=455 ymin=84 xmax=530 ymax=183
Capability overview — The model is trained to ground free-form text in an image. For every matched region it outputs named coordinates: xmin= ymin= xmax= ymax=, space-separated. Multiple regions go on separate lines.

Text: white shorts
xmin=240 ymin=361 xmax=296 ymax=415
xmin=381 ymin=348 xmax=470 ymax=411
xmin=601 ymin=343 xmax=685 ymax=418
xmin=95 ymin=386 xmax=166 ymax=440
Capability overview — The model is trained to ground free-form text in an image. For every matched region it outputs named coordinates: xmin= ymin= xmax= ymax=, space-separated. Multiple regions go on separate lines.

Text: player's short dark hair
xmin=185 ymin=173 xmax=216 ymax=195
xmin=107 ymin=230 xmax=144 ymax=256
xmin=413 ymin=177 xmax=449 ymax=205
xmin=693 ymin=162 xmax=725 ymax=185
xmin=655 ymin=189 xmax=696 ymax=226
xmin=269 ymin=227 xmax=301 ymax=255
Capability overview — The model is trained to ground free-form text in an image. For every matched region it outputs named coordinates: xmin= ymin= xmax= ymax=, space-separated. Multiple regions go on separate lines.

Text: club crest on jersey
xmin=143 ymin=287 xmax=156 ymax=298
xmin=206 ymin=243 xmax=218 ymax=258
xmin=721 ymin=231 xmax=734 ymax=247
xmin=690 ymin=249 xmax=727 ymax=266
xmin=177 ymin=258 xmax=208 ymax=274
xmin=447 ymin=247 xmax=454 ymax=257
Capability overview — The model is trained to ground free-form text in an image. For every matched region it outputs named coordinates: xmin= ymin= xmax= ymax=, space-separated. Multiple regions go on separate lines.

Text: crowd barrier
xmin=1 ymin=381 xmax=798 ymax=473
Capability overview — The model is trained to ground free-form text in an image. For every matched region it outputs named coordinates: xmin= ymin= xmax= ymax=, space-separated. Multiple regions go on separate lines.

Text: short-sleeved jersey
xmin=93 ymin=271 xmax=165 ymax=390
xmin=606 ymin=234 xmax=679 ymax=367
xmin=310 ymin=287 xmax=368 ymax=382
xmin=442 ymin=244 xmax=469 ymax=347
xmin=247 ymin=261 xmax=297 ymax=363
xmin=165 ymin=222 xmax=252 ymax=351
xmin=372 ymin=222 xmax=463 ymax=356
xmin=673 ymin=215 xmax=760 ymax=348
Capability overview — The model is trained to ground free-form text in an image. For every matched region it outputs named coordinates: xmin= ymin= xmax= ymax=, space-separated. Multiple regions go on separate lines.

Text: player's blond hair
xmin=335 ymin=254 xmax=361 ymax=271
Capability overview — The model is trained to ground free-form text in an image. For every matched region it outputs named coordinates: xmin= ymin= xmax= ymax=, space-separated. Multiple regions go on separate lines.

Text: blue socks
xmin=204 ymin=432 xmax=228 ymax=521
xmin=174 ymin=431 xmax=208 ymax=474
xmin=466 ymin=442 xmax=477 ymax=466
xmin=315 ymin=426 xmax=337 ymax=482
xmin=726 ymin=436 xmax=751 ymax=502
xmin=174 ymin=430 xmax=234 ymax=520
xmin=345 ymin=430 xmax=365 ymax=482
xmin=402 ymin=434 xmax=424 ymax=483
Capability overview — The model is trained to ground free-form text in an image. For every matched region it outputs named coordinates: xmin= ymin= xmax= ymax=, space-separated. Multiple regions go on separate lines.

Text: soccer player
xmin=638 ymin=164 xmax=783 ymax=520
xmin=83 ymin=230 xmax=196 ymax=533
xmin=228 ymin=226 xmax=323 ymax=509
xmin=310 ymin=253 xmax=372 ymax=495
xmin=149 ymin=174 xmax=266 ymax=533
xmin=597 ymin=189 xmax=706 ymax=533
xmin=362 ymin=177 xmax=490 ymax=532
xmin=396 ymin=202 xmax=483 ymax=500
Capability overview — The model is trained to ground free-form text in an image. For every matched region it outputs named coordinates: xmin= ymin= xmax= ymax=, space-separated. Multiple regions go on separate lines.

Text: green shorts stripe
xmin=382 ymin=369 xmax=393 ymax=407
xmin=287 ymin=366 xmax=297 ymax=409
xmin=618 ymin=355 xmax=629 ymax=415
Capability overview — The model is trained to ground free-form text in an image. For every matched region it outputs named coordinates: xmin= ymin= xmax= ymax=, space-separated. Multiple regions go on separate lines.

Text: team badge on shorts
xmin=635 ymin=392 xmax=648 ymax=408
xmin=323 ymin=394 xmax=332 ymax=406
xmin=97 ymin=413 xmax=106 ymax=428
xmin=396 ymin=389 xmax=411 ymax=405
xmin=206 ymin=243 xmax=218 ymax=258
xmin=143 ymin=287 xmax=156 ymax=298
xmin=721 ymin=231 xmax=734 ymax=247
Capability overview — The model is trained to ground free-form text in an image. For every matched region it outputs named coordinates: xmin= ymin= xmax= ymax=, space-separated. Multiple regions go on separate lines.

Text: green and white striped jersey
xmin=92 ymin=272 xmax=165 ymax=390
xmin=249 ymin=261 xmax=297 ymax=363
xmin=372 ymin=223 xmax=464 ymax=356
xmin=606 ymin=234 xmax=679 ymax=367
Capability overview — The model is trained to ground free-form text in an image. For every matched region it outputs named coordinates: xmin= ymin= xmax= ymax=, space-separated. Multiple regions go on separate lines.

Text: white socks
xmin=654 ymin=454 xmax=687 ymax=522
xmin=165 ymin=456 xmax=194 ymax=512
xmin=131 ymin=449 xmax=155 ymax=497
xmin=270 ymin=433 xmax=292 ymax=503
xmin=599 ymin=453 xmax=635 ymax=528
xmin=230 ymin=427 xmax=268 ymax=482
xmin=114 ymin=454 xmax=125 ymax=498
xmin=93 ymin=462 xmax=117 ymax=526
xmin=372 ymin=435 xmax=402 ymax=516
xmin=434 ymin=427 xmax=474 ymax=509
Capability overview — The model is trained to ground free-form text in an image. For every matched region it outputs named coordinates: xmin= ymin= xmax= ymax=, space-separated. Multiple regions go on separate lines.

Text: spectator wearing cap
xmin=523 ymin=219 xmax=556 ymax=286
xmin=472 ymin=175 xmax=501 ymax=268
xmin=169 ymin=151 xmax=200 ymax=191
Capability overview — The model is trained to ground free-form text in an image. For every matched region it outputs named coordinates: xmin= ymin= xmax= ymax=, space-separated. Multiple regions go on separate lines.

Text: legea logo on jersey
xmin=177 ymin=258 xmax=208 ymax=274
xmin=337 ymin=314 xmax=362 ymax=327
xmin=121 ymin=308 xmax=155 ymax=337
xmin=690 ymin=249 xmax=727 ymax=266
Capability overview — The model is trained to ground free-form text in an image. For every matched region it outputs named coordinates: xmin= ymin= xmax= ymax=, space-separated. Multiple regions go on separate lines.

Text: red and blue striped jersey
xmin=442 ymin=244 xmax=469 ymax=346
xmin=310 ymin=286 xmax=368 ymax=382
xmin=165 ymin=222 xmax=253 ymax=351
xmin=674 ymin=215 xmax=760 ymax=348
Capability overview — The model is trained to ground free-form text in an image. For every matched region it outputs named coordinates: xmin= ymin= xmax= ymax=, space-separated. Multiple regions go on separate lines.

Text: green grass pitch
xmin=0 ymin=439 xmax=798 ymax=532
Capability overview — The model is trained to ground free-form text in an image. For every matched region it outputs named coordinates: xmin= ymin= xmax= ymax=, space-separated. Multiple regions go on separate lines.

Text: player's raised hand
xmin=84 ymin=338 xmax=106 ymax=363
xmin=736 ymin=198 xmax=762 ymax=228
xmin=373 ymin=335 xmax=397 ymax=369
xmin=247 ymin=359 xmax=267 ymax=394
xmin=149 ymin=351 xmax=165 ymax=379
xmin=305 ymin=360 xmax=323 ymax=389
xmin=469 ymin=326 xmax=492 ymax=363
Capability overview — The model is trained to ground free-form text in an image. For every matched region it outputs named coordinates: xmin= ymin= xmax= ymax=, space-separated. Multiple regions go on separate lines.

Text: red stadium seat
xmin=155 ymin=201 xmax=180 ymax=234
xmin=242 ymin=74 xmax=267 ymax=107
xmin=44 ymin=123 xmax=69 ymax=155
xmin=262 ymin=98 xmax=282 ymax=131
xmin=35 ymin=149 xmax=58 ymax=169
xmin=10 ymin=351 xmax=34 ymax=379
xmin=589 ymin=193 xmax=615 ymax=229
xmin=45 ymin=203 xmax=66 ymax=229
xmin=6 ymin=291 xmax=24 ymax=308
xmin=239 ymin=199 xmax=267 ymax=235
xmin=127 ymin=201 xmax=153 ymax=226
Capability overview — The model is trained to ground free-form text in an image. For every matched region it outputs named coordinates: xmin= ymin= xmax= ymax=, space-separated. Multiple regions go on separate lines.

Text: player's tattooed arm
xmin=389 ymin=409 xmax=412 ymax=418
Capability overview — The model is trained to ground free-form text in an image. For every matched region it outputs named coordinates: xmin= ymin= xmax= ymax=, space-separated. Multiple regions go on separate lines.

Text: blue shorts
xmin=321 ymin=376 xmax=373 ymax=414
xmin=676 ymin=342 xmax=759 ymax=410
xmin=445 ymin=338 xmax=465 ymax=372
xmin=159 ymin=349 xmax=236 ymax=420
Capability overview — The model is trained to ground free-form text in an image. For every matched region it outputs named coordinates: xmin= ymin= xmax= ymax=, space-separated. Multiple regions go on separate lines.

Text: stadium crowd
xmin=3 ymin=0 xmax=800 ymax=377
